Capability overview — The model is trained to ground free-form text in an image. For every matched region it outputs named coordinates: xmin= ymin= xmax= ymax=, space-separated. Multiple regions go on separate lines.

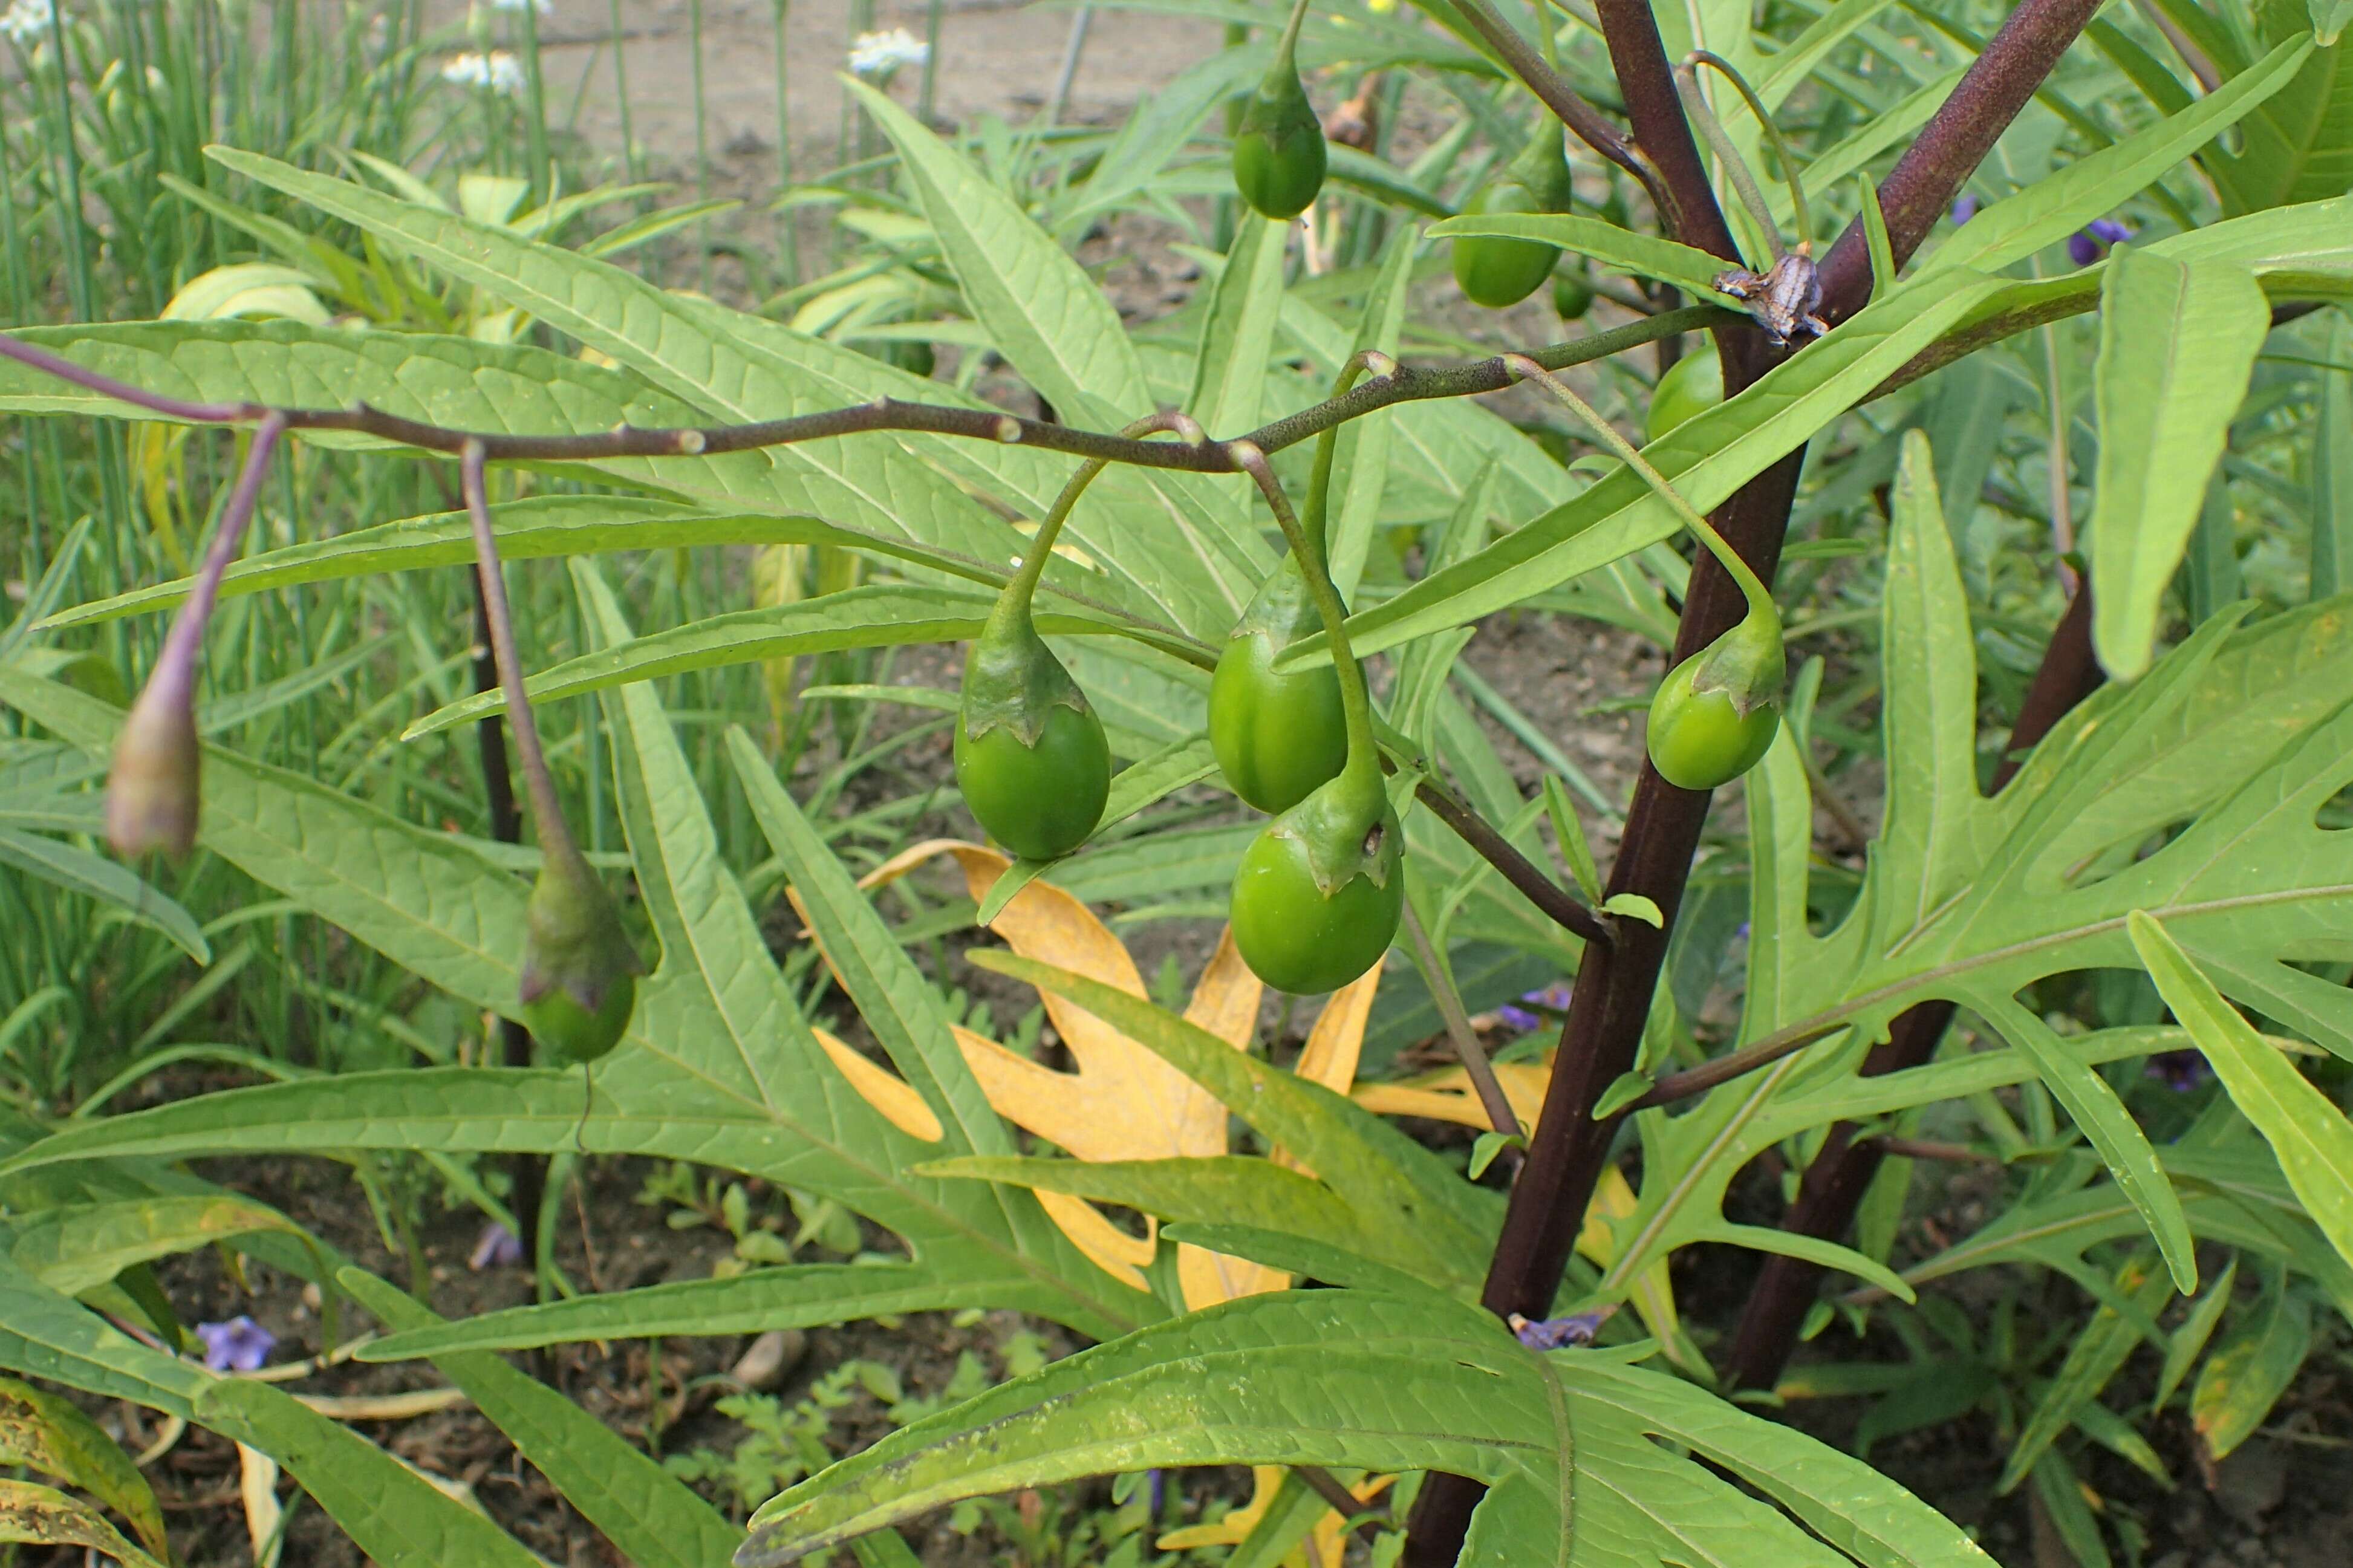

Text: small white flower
xmin=0 ymin=0 xmax=59 ymax=46
xmin=847 ymin=26 xmax=926 ymax=79
xmin=490 ymin=0 xmax=552 ymax=14
xmin=441 ymin=48 xmax=525 ymax=96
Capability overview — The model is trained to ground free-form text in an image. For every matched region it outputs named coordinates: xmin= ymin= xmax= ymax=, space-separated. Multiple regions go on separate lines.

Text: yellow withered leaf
xmin=824 ymin=839 xmax=1378 ymax=1306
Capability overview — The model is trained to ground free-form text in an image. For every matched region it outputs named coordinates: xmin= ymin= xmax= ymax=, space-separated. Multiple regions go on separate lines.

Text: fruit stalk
xmin=105 ymin=410 xmax=288 ymax=857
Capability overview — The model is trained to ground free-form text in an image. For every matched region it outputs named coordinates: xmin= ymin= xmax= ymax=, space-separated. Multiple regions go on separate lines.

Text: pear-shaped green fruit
xmin=1230 ymin=772 xmax=1402 ymax=994
xmin=1232 ymin=54 xmax=1326 ymax=220
xmin=1210 ymin=560 xmax=1348 ymax=815
xmin=1645 ymin=345 xmax=1723 ymax=444
xmin=955 ymin=610 xmax=1110 ymax=860
xmin=1645 ymin=612 xmax=1784 ymax=791
xmin=1451 ymin=125 xmax=1574 ymax=308
xmin=519 ymin=848 xmax=646 ymax=1063
xmin=1552 ymin=267 xmax=1596 ymax=320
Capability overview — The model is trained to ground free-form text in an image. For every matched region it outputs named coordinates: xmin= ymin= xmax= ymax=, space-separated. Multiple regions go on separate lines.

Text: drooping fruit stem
xmin=461 ymin=439 xmax=583 ymax=869
xmin=1229 ymin=441 xmax=1379 ymax=800
xmin=1300 ymin=351 xmax=1395 ymax=574
xmin=1678 ymin=50 xmax=1810 ymax=255
xmin=1272 ymin=0 xmax=1313 ymax=68
xmin=1003 ymin=411 xmax=1205 ymax=612
xmin=1504 ymin=356 xmax=1776 ymax=625
xmin=105 ymin=410 xmax=288 ymax=857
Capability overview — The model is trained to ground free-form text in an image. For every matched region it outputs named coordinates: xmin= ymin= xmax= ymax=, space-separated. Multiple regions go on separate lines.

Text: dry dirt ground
xmin=54 ymin=8 xmax=2353 ymax=1567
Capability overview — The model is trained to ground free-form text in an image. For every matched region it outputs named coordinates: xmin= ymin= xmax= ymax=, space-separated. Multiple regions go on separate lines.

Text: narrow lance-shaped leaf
xmin=2090 ymin=250 xmax=2269 ymax=678
xmin=2130 ymin=912 xmax=2353 ymax=1269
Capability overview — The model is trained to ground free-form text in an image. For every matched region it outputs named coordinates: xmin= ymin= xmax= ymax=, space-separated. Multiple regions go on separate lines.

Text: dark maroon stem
xmin=1723 ymin=584 xmax=2100 ymax=1392
xmin=470 ymin=572 xmax=547 ymax=1268
xmin=1812 ymin=0 xmax=2107 ymax=325
xmin=1404 ymin=3 xmax=2106 ymax=1559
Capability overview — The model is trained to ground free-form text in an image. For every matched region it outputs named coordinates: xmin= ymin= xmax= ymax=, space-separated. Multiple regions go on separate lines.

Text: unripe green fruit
xmin=1210 ymin=565 xmax=1347 ymax=814
xmin=1232 ymin=60 xmax=1327 ymax=220
xmin=1552 ymin=268 xmax=1596 ymax=320
xmin=1645 ymin=645 xmax=1781 ymax=791
xmin=954 ymin=701 xmax=1110 ymax=860
xmin=1451 ymin=125 xmax=1573 ymax=309
xmin=1230 ymin=776 xmax=1402 ymax=994
xmin=1452 ymin=183 xmax=1560 ymax=308
xmin=1645 ymin=345 xmax=1723 ymax=445
xmin=525 ymin=971 xmax=637 ymax=1065
xmin=518 ymin=849 xmax=644 ymax=1064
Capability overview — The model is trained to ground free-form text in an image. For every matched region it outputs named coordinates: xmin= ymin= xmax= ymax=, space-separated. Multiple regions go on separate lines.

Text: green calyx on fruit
xmin=1230 ymin=768 xmax=1403 ymax=994
xmin=1552 ymin=265 xmax=1596 ymax=320
xmin=1210 ymin=557 xmax=1349 ymax=815
xmin=519 ymin=847 xmax=646 ymax=1064
xmin=955 ymin=603 xmax=1110 ymax=860
xmin=1644 ymin=343 xmax=1723 ymax=445
xmin=1232 ymin=37 xmax=1326 ymax=220
xmin=1451 ymin=124 xmax=1574 ymax=308
xmin=1645 ymin=607 xmax=1785 ymax=791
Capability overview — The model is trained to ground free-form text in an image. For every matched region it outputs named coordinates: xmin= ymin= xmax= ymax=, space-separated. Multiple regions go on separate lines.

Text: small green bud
xmin=105 ymin=677 xmax=201 ymax=858
xmin=519 ymin=846 xmax=646 ymax=1064
xmin=1232 ymin=53 xmax=1327 ymax=221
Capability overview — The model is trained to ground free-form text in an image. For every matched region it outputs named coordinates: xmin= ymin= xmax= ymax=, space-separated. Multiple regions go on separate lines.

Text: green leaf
xmin=1590 ymin=1072 xmax=1655 ymax=1121
xmin=1323 ymin=227 xmax=1416 ymax=599
xmin=2315 ymin=312 xmax=2353 ymax=601
xmin=0 ymin=1257 xmax=204 ymax=1421
xmin=194 ymin=1376 xmax=546 ymax=1567
xmin=200 ymin=149 xmax=1240 ymax=637
xmin=41 ymin=497 xmax=1028 ymax=631
xmin=6 ymin=1194 xmax=302 ymax=1297
xmin=740 ymin=1287 xmax=1994 ymax=1568
xmin=0 ymin=829 xmax=209 ymax=962
xmin=405 ymin=584 xmax=1203 ymax=738
xmin=336 ymin=1269 xmax=743 ymax=1568
xmin=2090 ymin=251 xmax=2270 ymax=678
xmin=359 ymin=1262 xmax=1012 ymax=1360
xmin=2207 ymin=7 xmax=2353 ymax=212
xmin=1970 ymin=994 xmax=2197 ymax=1293
xmin=0 ymin=1375 xmax=169 ymax=1557
xmin=2189 ymin=1271 xmax=2311 ymax=1461
xmin=2129 ymin=912 xmax=2353 ymax=1269
xmin=0 ymin=1478 xmax=168 ymax=1568
xmin=1997 ymin=1252 xmax=2176 ymax=1493
xmin=1599 ymin=894 xmax=1662 ymax=928
xmin=723 ymin=723 xmax=1007 ymax=1154
xmin=925 ymin=1154 xmax=1379 ymax=1260
xmin=1923 ymin=36 xmax=2314 ymax=281
xmin=1186 ymin=216 xmax=1287 ymax=437
xmin=1301 ymin=267 xmax=2005 ymax=664
xmin=1425 ymin=213 xmax=1733 ymax=299
xmin=2156 ymin=1257 xmax=2238 ymax=1409
xmin=842 ymin=80 xmax=1147 ymax=425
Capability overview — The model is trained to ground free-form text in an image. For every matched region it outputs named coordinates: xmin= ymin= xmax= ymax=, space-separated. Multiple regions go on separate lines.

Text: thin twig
xmin=1399 ymin=902 xmax=1524 ymax=1144
xmin=1445 ymin=0 xmax=1669 ymax=221
xmin=1414 ymin=779 xmax=1610 ymax=945
xmin=0 ymin=309 xmax=1722 ymax=473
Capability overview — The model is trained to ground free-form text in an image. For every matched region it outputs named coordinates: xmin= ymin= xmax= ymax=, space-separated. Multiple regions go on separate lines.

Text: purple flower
xmin=2068 ymin=217 xmax=2133 ymax=265
xmin=2146 ymin=1049 xmax=2212 ymax=1093
xmin=1495 ymin=983 xmax=1572 ymax=1034
xmin=1509 ymin=1306 xmax=1616 ymax=1350
xmin=1950 ymin=194 xmax=1982 ymax=225
xmin=195 ymin=1315 xmax=275 ymax=1373
xmin=469 ymin=1221 xmax=524 ymax=1270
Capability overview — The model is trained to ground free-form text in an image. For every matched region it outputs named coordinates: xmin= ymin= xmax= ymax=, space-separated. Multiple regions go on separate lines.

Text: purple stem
xmin=460 ymin=440 xmax=578 ymax=865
